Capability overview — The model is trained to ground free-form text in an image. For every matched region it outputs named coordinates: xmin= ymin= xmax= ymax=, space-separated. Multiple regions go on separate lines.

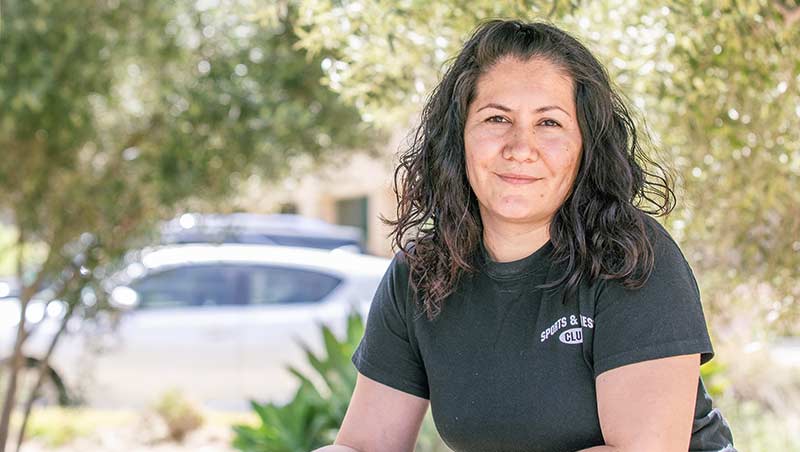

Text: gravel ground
xmin=20 ymin=425 xmax=238 ymax=452
xmin=16 ymin=408 xmax=252 ymax=452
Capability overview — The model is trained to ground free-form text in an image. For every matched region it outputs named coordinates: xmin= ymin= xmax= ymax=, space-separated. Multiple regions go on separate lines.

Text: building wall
xmin=297 ymin=152 xmax=398 ymax=257
xmin=234 ymin=147 xmax=402 ymax=257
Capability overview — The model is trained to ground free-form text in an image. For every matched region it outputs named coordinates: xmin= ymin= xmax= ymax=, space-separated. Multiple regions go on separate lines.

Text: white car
xmin=2 ymin=244 xmax=389 ymax=410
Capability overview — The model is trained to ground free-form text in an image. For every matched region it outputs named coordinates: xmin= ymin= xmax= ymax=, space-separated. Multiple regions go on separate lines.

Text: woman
xmin=316 ymin=20 xmax=736 ymax=452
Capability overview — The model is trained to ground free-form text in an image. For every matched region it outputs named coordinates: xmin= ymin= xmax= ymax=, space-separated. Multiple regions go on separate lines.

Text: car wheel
xmin=0 ymin=356 xmax=72 ymax=407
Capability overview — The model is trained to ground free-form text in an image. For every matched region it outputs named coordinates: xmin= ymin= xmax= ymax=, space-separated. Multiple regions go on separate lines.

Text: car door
xmin=87 ymin=263 xmax=245 ymax=410
xmin=236 ymin=264 xmax=350 ymax=405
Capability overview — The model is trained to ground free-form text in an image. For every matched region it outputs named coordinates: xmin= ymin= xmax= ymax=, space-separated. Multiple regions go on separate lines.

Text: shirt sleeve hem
xmin=352 ymin=354 xmax=430 ymax=400
xmin=593 ymin=339 xmax=714 ymax=378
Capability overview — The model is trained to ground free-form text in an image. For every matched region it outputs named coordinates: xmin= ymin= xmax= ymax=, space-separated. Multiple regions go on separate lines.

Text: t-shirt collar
xmin=479 ymin=238 xmax=554 ymax=281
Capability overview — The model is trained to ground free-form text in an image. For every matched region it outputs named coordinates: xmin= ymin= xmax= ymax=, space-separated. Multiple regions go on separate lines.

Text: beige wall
xmin=295 ymin=152 xmax=398 ymax=257
xmin=231 ymin=122 xmax=419 ymax=258
xmin=234 ymin=147 xmax=402 ymax=257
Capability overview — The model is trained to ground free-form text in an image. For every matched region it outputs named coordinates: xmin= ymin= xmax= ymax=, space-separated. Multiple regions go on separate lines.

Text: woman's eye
xmin=486 ymin=115 xmax=509 ymax=123
xmin=540 ymin=119 xmax=561 ymax=127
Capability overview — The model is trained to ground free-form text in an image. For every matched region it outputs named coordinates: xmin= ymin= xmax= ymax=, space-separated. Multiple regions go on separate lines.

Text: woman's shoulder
xmin=381 ymin=241 xmax=418 ymax=296
xmin=389 ymin=241 xmax=416 ymax=271
xmin=589 ymin=212 xmax=697 ymax=296
xmin=593 ymin=212 xmax=699 ymax=298
xmin=638 ymin=212 xmax=692 ymax=268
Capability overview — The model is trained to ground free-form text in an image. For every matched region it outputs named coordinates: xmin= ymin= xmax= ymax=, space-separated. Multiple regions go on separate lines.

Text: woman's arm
xmin=313 ymin=372 xmax=429 ymax=452
xmin=578 ymin=354 xmax=700 ymax=452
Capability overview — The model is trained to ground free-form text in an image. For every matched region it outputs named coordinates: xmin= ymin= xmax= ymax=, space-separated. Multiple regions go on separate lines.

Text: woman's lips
xmin=497 ymin=173 xmax=540 ymax=184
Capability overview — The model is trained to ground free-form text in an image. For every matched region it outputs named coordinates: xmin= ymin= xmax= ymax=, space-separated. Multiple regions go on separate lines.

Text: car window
xmin=244 ymin=265 xmax=341 ymax=305
xmin=131 ymin=265 xmax=243 ymax=308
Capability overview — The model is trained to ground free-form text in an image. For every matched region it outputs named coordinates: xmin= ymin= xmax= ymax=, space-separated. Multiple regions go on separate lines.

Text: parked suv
xmin=2 ymin=243 xmax=390 ymax=410
xmin=160 ymin=213 xmax=366 ymax=253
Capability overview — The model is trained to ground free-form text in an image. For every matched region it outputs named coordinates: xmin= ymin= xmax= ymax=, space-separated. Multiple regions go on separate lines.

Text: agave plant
xmin=232 ymin=311 xmax=452 ymax=452
xmin=232 ymin=311 xmax=364 ymax=452
xmin=232 ymin=382 xmax=332 ymax=452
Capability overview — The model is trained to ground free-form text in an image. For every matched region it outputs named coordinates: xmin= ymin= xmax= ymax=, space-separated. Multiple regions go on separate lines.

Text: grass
xmin=10 ymin=406 xmax=259 ymax=449
xmin=13 ymin=408 xmax=130 ymax=448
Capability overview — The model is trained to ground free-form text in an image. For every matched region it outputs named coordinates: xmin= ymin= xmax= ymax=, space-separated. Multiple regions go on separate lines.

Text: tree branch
xmin=547 ymin=0 xmax=559 ymax=19
xmin=775 ymin=0 xmax=800 ymax=27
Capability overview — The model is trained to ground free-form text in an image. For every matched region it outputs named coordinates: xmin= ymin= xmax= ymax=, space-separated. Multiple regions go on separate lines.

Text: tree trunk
xmin=14 ymin=301 xmax=76 ymax=452
xmin=0 ymin=226 xmax=50 ymax=452
xmin=0 ymin=228 xmax=30 ymax=452
xmin=0 ymin=329 xmax=25 ymax=452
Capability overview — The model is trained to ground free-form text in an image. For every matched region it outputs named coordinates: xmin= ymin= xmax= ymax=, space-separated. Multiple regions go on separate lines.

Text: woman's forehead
xmin=471 ymin=57 xmax=576 ymax=109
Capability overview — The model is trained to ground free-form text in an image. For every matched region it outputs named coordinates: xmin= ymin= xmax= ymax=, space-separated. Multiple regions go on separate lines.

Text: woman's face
xmin=464 ymin=56 xmax=583 ymax=233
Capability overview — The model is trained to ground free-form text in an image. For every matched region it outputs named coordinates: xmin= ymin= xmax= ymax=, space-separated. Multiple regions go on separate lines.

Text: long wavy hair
xmin=383 ymin=20 xmax=675 ymax=320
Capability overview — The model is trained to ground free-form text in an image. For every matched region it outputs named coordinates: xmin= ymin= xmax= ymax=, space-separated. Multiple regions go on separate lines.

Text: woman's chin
xmin=489 ymin=208 xmax=542 ymax=225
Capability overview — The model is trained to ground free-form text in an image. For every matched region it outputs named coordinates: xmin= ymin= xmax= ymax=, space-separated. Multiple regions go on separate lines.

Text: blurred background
xmin=0 ymin=0 xmax=798 ymax=451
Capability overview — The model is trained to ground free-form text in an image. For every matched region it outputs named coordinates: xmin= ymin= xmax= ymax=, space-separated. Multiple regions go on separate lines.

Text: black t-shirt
xmin=352 ymin=216 xmax=736 ymax=451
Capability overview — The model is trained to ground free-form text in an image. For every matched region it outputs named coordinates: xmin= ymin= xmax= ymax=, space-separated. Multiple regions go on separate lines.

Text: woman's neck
xmin=482 ymin=222 xmax=551 ymax=263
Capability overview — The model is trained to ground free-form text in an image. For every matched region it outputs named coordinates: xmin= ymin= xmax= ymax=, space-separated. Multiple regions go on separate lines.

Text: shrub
xmin=153 ymin=388 xmax=205 ymax=442
xmin=232 ymin=311 xmax=450 ymax=451
xmin=232 ymin=313 xmax=362 ymax=451
xmin=20 ymin=407 xmax=92 ymax=448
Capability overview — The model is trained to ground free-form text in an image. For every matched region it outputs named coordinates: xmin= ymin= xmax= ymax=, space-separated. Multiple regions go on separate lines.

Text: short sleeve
xmin=352 ymin=251 xmax=430 ymax=399
xmin=592 ymin=220 xmax=714 ymax=378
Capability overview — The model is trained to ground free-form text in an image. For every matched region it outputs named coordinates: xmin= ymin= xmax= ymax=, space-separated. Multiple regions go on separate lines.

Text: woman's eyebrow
xmin=535 ymin=105 xmax=571 ymax=117
xmin=476 ymin=103 xmax=571 ymax=117
xmin=476 ymin=102 xmax=512 ymax=113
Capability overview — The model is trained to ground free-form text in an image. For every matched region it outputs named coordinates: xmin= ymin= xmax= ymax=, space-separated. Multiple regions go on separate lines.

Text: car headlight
xmin=0 ymin=300 xmax=21 ymax=328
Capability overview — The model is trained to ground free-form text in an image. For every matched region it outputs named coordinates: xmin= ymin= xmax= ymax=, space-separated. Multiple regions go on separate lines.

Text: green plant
xmin=232 ymin=312 xmax=363 ymax=451
xmin=153 ymin=389 xmax=205 ymax=443
xmin=233 ymin=382 xmax=335 ymax=452
xmin=22 ymin=408 xmax=91 ymax=448
xmin=700 ymin=358 xmax=731 ymax=400
xmin=233 ymin=311 xmax=450 ymax=452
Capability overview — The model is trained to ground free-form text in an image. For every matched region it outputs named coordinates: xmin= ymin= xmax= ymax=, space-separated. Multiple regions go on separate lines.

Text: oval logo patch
xmin=559 ymin=328 xmax=583 ymax=344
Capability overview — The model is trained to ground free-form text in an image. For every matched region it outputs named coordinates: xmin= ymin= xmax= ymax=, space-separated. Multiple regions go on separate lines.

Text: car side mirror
xmin=109 ymin=286 xmax=140 ymax=310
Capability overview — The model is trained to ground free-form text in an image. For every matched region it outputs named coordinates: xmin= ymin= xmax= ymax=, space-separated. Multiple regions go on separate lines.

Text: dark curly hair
xmin=382 ymin=20 xmax=675 ymax=319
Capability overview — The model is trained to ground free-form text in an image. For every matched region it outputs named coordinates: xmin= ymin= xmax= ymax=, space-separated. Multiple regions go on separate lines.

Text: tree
xmin=0 ymin=0 xmax=375 ymax=450
xmin=291 ymin=0 xmax=800 ymax=337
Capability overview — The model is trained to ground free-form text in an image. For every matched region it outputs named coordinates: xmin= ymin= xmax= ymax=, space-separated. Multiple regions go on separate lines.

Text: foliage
xmin=716 ymin=386 xmax=800 ymax=451
xmin=232 ymin=311 xmax=449 ymax=451
xmin=153 ymin=389 xmax=205 ymax=443
xmin=232 ymin=312 xmax=363 ymax=451
xmin=290 ymin=0 xmax=800 ymax=338
xmin=18 ymin=408 xmax=92 ymax=448
xmin=699 ymin=357 xmax=730 ymax=400
xmin=0 ymin=0 xmax=377 ymax=449
xmin=233 ymin=383 xmax=334 ymax=452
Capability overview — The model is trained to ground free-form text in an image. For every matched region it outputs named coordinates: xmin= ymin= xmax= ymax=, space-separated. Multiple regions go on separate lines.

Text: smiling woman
xmin=314 ymin=19 xmax=736 ymax=452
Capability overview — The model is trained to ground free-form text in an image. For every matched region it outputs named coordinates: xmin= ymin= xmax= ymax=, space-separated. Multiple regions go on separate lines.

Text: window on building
xmin=335 ymin=196 xmax=368 ymax=244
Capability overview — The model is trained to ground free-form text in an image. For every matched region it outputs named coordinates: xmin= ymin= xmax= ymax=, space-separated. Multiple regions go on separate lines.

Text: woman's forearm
xmin=312 ymin=446 xmax=362 ymax=452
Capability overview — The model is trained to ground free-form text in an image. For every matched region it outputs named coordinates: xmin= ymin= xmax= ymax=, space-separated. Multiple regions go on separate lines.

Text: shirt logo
xmin=540 ymin=315 xmax=594 ymax=344
xmin=559 ymin=328 xmax=583 ymax=344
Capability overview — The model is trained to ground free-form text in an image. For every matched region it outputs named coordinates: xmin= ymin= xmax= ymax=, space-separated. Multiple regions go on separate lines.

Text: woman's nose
xmin=502 ymin=127 xmax=539 ymax=162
